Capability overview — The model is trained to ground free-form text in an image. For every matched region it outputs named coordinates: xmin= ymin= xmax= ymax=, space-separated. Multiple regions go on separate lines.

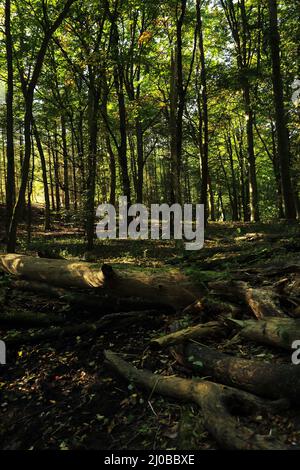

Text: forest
xmin=0 ymin=0 xmax=300 ymax=453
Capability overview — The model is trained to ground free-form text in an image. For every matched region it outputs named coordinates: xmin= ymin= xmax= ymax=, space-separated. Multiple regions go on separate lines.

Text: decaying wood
xmin=0 ymin=254 xmax=196 ymax=309
xmin=183 ymin=296 xmax=241 ymax=320
xmin=228 ymin=317 xmax=300 ymax=351
xmin=150 ymin=321 xmax=224 ymax=350
xmin=209 ymin=280 xmax=284 ymax=319
xmin=183 ymin=342 xmax=300 ymax=404
xmin=11 ymin=280 xmax=173 ymax=314
xmin=104 ymin=350 xmax=289 ymax=450
xmin=4 ymin=310 xmax=161 ymax=346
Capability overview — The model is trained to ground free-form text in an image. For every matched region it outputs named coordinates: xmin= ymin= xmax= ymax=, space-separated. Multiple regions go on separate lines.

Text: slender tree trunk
xmin=85 ymin=81 xmax=99 ymax=251
xmin=197 ymin=0 xmax=209 ymax=223
xmin=7 ymin=94 xmax=33 ymax=252
xmin=53 ymin=127 xmax=61 ymax=212
xmin=227 ymin=132 xmax=239 ymax=221
xmin=61 ymin=114 xmax=70 ymax=211
xmin=169 ymin=49 xmax=179 ymax=204
xmin=268 ymin=0 xmax=296 ymax=219
xmin=244 ymin=84 xmax=259 ymax=222
xmin=136 ymin=119 xmax=144 ymax=204
xmin=114 ymin=65 xmax=131 ymax=205
xmin=5 ymin=0 xmax=15 ymax=235
xmin=71 ymin=130 xmax=78 ymax=211
xmin=208 ymin=175 xmax=215 ymax=221
xmin=270 ymin=121 xmax=284 ymax=218
xmin=33 ymin=122 xmax=51 ymax=231
xmin=6 ymin=0 xmax=77 ymax=252
xmin=169 ymin=1 xmax=187 ymax=206
xmin=48 ymin=145 xmax=55 ymax=212
xmin=27 ymin=136 xmax=35 ymax=245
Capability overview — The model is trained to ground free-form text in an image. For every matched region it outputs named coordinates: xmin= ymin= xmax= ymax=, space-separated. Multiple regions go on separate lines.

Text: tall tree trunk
xmin=221 ymin=0 xmax=260 ymax=222
xmin=169 ymin=49 xmax=179 ymax=204
xmin=5 ymin=0 xmax=15 ymax=235
xmin=114 ymin=65 xmax=131 ymax=205
xmin=136 ymin=119 xmax=144 ymax=204
xmin=170 ymin=1 xmax=187 ymax=206
xmin=244 ymin=84 xmax=259 ymax=222
xmin=61 ymin=114 xmax=70 ymax=211
xmin=107 ymin=136 xmax=116 ymax=207
xmin=226 ymin=131 xmax=239 ymax=221
xmin=53 ymin=127 xmax=61 ymax=212
xmin=268 ymin=0 xmax=296 ymax=220
xmin=71 ymin=130 xmax=78 ymax=211
xmin=197 ymin=0 xmax=209 ymax=223
xmin=48 ymin=144 xmax=55 ymax=212
xmin=6 ymin=0 xmax=77 ymax=252
xmin=208 ymin=175 xmax=215 ymax=221
xmin=33 ymin=122 xmax=51 ymax=231
xmin=7 ymin=94 xmax=33 ymax=252
xmin=85 ymin=81 xmax=99 ymax=251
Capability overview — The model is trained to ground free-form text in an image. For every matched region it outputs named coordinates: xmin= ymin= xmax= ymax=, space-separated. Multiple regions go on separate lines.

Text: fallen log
xmin=104 ymin=350 xmax=289 ymax=450
xmin=150 ymin=321 xmax=224 ymax=350
xmin=0 ymin=254 xmax=196 ymax=309
xmin=4 ymin=310 xmax=161 ymax=346
xmin=209 ymin=280 xmax=285 ymax=319
xmin=0 ymin=309 xmax=64 ymax=327
xmin=183 ymin=342 xmax=300 ymax=404
xmin=228 ymin=317 xmax=300 ymax=351
xmin=11 ymin=280 xmax=173 ymax=314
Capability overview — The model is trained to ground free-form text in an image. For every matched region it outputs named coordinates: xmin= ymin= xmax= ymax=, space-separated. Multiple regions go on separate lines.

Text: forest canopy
xmin=0 ymin=0 xmax=299 ymax=251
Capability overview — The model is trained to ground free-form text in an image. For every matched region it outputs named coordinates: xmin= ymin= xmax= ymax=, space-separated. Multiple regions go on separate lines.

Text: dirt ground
xmin=1 ymin=210 xmax=300 ymax=450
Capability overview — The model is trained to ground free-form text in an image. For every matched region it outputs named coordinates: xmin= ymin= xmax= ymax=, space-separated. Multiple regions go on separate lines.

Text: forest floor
xmin=0 ymin=208 xmax=300 ymax=450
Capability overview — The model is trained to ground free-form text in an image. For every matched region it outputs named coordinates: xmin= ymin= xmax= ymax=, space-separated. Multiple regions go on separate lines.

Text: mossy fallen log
xmin=228 ymin=317 xmax=300 ymax=351
xmin=0 ymin=254 xmax=196 ymax=309
xmin=150 ymin=321 xmax=224 ymax=350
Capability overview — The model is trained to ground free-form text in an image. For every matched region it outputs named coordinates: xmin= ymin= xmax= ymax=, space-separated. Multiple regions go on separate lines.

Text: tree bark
xmin=150 ymin=321 xmax=223 ymax=350
xmin=229 ymin=317 xmax=300 ymax=351
xmin=268 ymin=0 xmax=296 ymax=219
xmin=5 ymin=0 xmax=15 ymax=235
xmin=61 ymin=114 xmax=70 ymax=211
xmin=33 ymin=122 xmax=51 ymax=231
xmin=85 ymin=80 xmax=99 ymax=251
xmin=197 ymin=0 xmax=209 ymax=224
xmin=184 ymin=342 xmax=300 ymax=404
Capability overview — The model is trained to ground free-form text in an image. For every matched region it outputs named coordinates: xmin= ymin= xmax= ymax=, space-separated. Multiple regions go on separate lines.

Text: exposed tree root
xmin=104 ymin=350 xmax=290 ymax=450
xmin=183 ymin=342 xmax=300 ymax=404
